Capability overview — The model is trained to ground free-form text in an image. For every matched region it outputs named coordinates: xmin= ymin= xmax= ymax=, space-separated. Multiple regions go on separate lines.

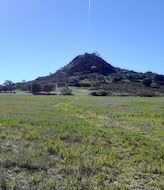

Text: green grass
xmin=0 ymin=95 xmax=164 ymax=189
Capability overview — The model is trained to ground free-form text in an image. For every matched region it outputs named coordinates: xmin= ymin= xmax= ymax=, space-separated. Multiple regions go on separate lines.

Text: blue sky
xmin=0 ymin=0 xmax=164 ymax=83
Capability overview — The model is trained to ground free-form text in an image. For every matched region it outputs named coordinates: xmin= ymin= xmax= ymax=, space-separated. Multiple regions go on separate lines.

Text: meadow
xmin=0 ymin=95 xmax=164 ymax=190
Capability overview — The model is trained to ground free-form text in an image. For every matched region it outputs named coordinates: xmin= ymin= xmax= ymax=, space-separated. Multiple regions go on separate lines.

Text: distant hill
xmin=21 ymin=52 xmax=164 ymax=95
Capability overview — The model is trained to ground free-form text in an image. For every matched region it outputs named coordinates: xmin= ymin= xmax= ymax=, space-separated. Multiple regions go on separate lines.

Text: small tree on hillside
xmin=155 ymin=74 xmax=164 ymax=84
xmin=112 ymin=77 xmax=122 ymax=83
xmin=143 ymin=78 xmax=152 ymax=87
xmin=31 ymin=83 xmax=41 ymax=94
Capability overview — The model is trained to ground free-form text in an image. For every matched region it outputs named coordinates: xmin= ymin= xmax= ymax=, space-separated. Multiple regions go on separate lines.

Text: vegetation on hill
xmin=25 ymin=53 xmax=164 ymax=96
xmin=59 ymin=53 xmax=116 ymax=75
xmin=0 ymin=53 xmax=164 ymax=96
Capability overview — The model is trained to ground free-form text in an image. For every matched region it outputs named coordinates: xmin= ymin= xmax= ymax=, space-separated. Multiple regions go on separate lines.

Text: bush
xmin=42 ymin=84 xmax=54 ymax=93
xmin=0 ymin=85 xmax=3 ymax=92
xmin=2 ymin=80 xmax=15 ymax=92
xmin=112 ymin=77 xmax=122 ymax=83
xmin=91 ymin=90 xmax=111 ymax=96
xmin=60 ymin=86 xmax=73 ymax=95
xmin=137 ymin=91 xmax=157 ymax=97
xmin=31 ymin=83 xmax=41 ymax=94
xmin=155 ymin=74 xmax=164 ymax=85
xmin=143 ymin=78 xmax=152 ymax=87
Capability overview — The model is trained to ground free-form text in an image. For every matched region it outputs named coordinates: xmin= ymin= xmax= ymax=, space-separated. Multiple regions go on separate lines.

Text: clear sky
xmin=0 ymin=0 xmax=164 ymax=84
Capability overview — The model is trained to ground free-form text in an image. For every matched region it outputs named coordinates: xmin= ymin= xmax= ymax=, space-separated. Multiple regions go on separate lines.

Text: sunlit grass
xmin=0 ymin=95 xmax=164 ymax=189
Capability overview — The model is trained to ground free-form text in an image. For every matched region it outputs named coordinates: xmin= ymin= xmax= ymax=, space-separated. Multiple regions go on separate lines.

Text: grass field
xmin=0 ymin=95 xmax=164 ymax=190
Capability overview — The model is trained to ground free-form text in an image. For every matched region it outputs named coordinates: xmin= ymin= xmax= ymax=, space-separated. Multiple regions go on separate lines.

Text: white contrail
xmin=88 ymin=0 xmax=91 ymax=18
xmin=88 ymin=0 xmax=91 ymax=29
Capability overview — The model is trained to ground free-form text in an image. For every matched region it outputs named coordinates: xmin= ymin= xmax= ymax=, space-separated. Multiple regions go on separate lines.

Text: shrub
xmin=60 ymin=86 xmax=73 ymax=95
xmin=91 ymin=90 xmax=111 ymax=96
xmin=143 ymin=78 xmax=152 ymax=87
xmin=155 ymin=74 xmax=164 ymax=85
xmin=0 ymin=85 xmax=3 ymax=92
xmin=42 ymin=84 xmax=54 ymax=93
xmin=2 ymin=85 xmax=8 ymax=92
xmin=31 ymin=83 xmax=41 ymax=94
xmin=2 ymin=80 xmax=15 ymax=92
xmin=137 ymin=91 xmax=157 ymax=97
xmin=112 ymin=77 xmax=122 ymax=83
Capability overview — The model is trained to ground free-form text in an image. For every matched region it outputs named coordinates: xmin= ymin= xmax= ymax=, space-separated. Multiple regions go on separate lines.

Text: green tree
xmin=31 ymin=83 xmax=41 ymax=94
xmin=42 ymin=84 xmax=54 ymax=93
xmin=0 ymin=85 xmax=3 ymax=92
xmin=4 ymin=80 xmax=14 ymax=86
xmin=143 ymin=78 xmax=152 ymax=87
xmin=3 ymin=80 xmax=14 ymax=92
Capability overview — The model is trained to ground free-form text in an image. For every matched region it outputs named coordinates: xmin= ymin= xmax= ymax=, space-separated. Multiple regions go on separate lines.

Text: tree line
xmin=0 ymin=80 xmax=72 ymax=95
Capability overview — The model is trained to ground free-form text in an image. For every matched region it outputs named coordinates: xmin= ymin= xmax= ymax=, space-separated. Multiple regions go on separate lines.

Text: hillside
xmin=60 ymin=53 xmax=116 ymax=75
xmin=34 ymin=53 xmax=116 ymax=85
xmin=20 ymin=53 xmax=164 ymax=95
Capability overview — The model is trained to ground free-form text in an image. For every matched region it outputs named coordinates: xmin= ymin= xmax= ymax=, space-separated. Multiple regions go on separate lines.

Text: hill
xmin=19 ymin=53 xmax=164 ymax=95
xmin=34 ymin=53 xmax=116 ymax=86
xmin=59 ymin=53 xmax=116 ymax=75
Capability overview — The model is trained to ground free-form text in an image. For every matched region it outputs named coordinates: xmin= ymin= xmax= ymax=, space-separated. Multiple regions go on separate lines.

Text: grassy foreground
xmin=0 ymin=95 xmax=164 ymax=190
